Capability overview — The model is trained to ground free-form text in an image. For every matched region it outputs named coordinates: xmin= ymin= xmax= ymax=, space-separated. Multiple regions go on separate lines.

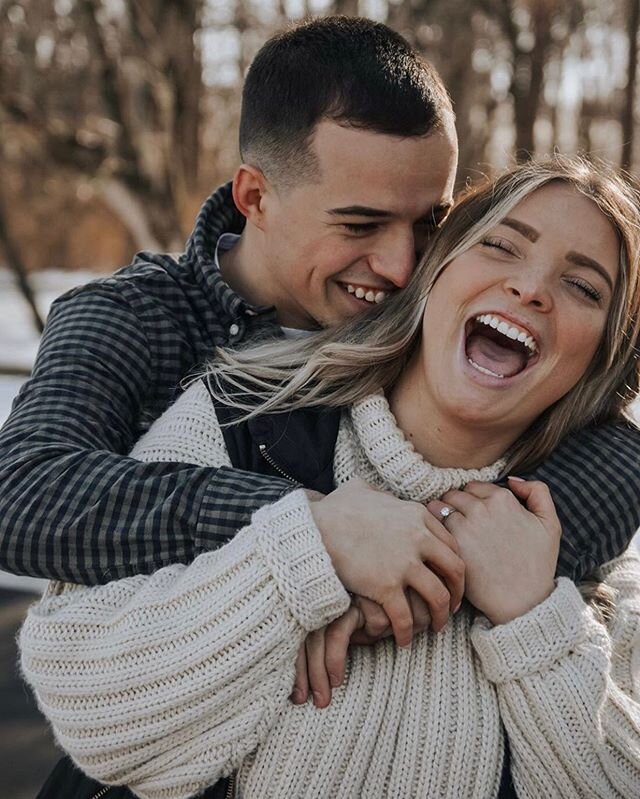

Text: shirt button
xmin=229 ymin=323 xmax=240 ymax=336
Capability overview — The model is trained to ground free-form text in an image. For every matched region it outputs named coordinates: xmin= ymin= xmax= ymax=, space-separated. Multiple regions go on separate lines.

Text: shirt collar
xmin=183 ymin=182 xmax=273 ymax=322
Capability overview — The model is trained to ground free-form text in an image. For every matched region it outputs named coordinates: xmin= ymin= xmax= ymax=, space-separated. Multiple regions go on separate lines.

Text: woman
xmin=20 ymin=158 xmax=640 ymax=799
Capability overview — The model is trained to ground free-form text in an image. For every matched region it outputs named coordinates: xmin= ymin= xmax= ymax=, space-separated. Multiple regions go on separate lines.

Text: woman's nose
xmin=504 ymin=274 xmax=553 ymax=311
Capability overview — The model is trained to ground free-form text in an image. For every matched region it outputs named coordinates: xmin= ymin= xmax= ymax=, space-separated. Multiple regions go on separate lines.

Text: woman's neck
xmin=387 ymin=354 xmax=518 ymax=470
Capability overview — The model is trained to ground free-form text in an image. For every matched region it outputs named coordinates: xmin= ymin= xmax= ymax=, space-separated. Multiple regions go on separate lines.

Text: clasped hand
xmin=297 ymin=476 xmax=561 ymax=708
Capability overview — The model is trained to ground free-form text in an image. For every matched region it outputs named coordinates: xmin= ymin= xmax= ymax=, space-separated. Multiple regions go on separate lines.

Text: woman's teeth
xmin=346 ymin=284 xmax=387 ymax=304
xmin=475 ymin=314 xmax=537 ymax=355
xmin=467 ymin=358 xmax=505 ymax=378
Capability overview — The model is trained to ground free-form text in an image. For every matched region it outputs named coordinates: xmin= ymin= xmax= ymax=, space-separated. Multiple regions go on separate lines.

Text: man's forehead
xmin=307 ymin=122 xmax=456 ymax=202
xmin=312 ymin=119 xmax=455 ymax=169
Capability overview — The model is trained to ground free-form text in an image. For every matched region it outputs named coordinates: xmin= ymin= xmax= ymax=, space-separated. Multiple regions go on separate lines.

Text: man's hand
xmin=291 ymin=605 xmax=363 ymax=708
xmin=350 ymin=591 xmax=433 ymax=643
xmin=309 ymin=477 xmax=465 ymax=646
xmin=291 ymin=591 xmax=434 ymax=708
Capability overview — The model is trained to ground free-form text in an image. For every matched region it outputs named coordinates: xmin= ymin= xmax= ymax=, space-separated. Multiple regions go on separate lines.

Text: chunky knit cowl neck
xmin=335 ymin=391 xmax=505 ymax=500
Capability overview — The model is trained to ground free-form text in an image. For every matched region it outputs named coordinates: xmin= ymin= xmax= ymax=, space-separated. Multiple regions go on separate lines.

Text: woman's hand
xmin=427 ymin=477 xmax=561 ymax=626
xmin=309 ymin=477 xmax=464 ymax=646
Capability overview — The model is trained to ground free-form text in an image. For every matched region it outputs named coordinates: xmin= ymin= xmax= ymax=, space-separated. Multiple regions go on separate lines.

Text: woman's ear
xmin=232 ymin=164 xmax=270 ymax=231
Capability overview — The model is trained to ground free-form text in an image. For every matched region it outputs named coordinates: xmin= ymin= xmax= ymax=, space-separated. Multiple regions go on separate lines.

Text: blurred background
xmin=2 ymin=0 xmax=640 ymax=796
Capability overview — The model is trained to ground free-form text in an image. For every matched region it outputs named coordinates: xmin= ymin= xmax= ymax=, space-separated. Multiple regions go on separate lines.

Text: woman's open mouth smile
xmin=461 ymin=312 xmax=541 ymax=383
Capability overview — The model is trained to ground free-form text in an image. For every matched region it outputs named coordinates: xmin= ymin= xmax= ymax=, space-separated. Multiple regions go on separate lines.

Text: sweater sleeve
xmin=20 ymin=491 xmax=350 ymax=799
xmin=471 ymin=548 xmax=640 ymax=799
xmin=19 ymin=382 xmax=351 ymax=799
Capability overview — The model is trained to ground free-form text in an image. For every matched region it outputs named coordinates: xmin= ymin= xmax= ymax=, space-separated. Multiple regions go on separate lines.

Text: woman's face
xmin=419 ymin=182 xmax=620 ymax=440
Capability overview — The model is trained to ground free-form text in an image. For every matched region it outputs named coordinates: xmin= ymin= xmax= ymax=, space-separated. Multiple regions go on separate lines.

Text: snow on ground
xmin=0 ymin=267 xmax=638 ymax=593
xmin=0 ymin=268 xmax=97 ymax=374
xmin=0 ymin=376 xmax=24 ymax=428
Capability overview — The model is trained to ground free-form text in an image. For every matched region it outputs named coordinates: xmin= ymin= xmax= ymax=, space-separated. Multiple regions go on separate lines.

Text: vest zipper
xmin=225 ymin=773 xmax=236 ymax=799
xmin=89 ymin=787 xmax=114 ymax=799
xmin=258 ymin=444 xmax=296 ymax=482
xmin=89 ymin=776 xmax=234 ymax=799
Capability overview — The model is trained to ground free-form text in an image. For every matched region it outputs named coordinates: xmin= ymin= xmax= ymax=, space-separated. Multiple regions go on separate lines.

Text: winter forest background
xmin=2 ymin=2 xmax=640 ymax=796
xmin=3 ymin=0 xmax=640 ymax=285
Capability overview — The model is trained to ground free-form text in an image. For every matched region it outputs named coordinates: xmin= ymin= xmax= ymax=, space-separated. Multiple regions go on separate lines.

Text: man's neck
xmin=218 ymin=232 xmax=274 ymax=309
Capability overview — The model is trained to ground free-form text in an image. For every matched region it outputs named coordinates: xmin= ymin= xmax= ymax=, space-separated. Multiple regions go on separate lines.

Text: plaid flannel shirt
xmin=0 ymin=183 xmax=296 ymax=584
xmin=0 ymin=182 xmax=639 ymax=585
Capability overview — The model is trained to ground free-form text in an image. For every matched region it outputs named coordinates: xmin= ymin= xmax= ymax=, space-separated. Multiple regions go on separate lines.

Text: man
xmin=0 ymin=16 xmax=457 ymax=590
xmin=1 ymin=14 xmax=639 ymax=683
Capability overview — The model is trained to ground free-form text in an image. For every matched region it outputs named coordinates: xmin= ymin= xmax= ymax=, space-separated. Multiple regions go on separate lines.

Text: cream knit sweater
xmin=20 ymin=382 xmax=640 ymax=799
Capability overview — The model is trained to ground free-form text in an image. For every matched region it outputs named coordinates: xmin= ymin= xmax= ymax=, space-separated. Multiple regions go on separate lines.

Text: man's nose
xmin=368 ymin=234 xmax=416 ymax=289
xmin=504 ymin=271 xmax=553 ymax=311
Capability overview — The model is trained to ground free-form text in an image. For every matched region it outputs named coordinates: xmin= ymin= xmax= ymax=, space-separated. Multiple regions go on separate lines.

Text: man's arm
xmin=0 ymin=286 xmax=294 ymax=584
xmin=523 ymin=421 xmax=640 ymax=581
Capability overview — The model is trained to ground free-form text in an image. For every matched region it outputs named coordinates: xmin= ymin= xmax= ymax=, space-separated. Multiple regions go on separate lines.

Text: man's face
xmin=258 ymin=119 xmax=458 ymax=329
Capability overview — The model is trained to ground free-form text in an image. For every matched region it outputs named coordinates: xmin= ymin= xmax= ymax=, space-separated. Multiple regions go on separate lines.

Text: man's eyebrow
xmin=326 ymin=205 xmax=391 ymax=218
xmin=566 ymin=251 xmax=614 ymax=292
xmin=326 ymin=202 xmax=454 ymax=220
xmin=500 ymin=217 xmax=540 ymax=242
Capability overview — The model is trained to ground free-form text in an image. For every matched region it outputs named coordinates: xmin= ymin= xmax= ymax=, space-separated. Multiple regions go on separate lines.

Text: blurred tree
xmin=330 ymin=0 xmax=359 ymax=14
xmin=622 ymin=0 xmax=640 ymax=170
xmin=0 ymin=186 xmax=44 ymax=333
xmin=489 ymin=0 xmax=585 ymax=161
xmin=0 ymin=0 xmax=205 ymax=251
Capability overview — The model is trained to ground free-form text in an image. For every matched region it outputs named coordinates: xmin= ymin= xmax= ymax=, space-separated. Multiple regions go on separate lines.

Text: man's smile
xmin=341 ymin=282 xmax=389 ymax=304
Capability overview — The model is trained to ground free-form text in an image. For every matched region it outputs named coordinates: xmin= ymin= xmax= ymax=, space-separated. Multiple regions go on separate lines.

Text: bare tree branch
xmin=0 ymin=186 xmax=43 ymax=334
xmin=97 ymin=178 xmax=162 ymax=251
xmin=622 ymin=0 xmax=640 ymax=171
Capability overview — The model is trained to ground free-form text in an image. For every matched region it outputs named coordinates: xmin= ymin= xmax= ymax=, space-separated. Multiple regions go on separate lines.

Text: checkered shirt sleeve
xmin=0 ymin=280 xmax=294 ymax=584
xmin=525 ymin=421 xmax=640 ymax=580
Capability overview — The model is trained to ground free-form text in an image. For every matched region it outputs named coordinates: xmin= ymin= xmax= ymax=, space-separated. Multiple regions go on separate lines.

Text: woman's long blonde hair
xmin=204 ymin=156 xmax=640 ymax=473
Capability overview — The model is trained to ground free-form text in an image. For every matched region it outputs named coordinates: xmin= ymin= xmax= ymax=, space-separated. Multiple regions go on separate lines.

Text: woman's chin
xmin=446 ymin=397 xmax=514 ymax=428
xmin=439 ymin=375 xmax=532 ymax=432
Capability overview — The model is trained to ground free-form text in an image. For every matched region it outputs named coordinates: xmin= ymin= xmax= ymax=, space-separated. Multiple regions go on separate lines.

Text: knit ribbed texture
xmin=340 ymin=391 xmax=506 ymax=500
xmin=20 ymin=382 xmax=640 ymax=799
xmin=130 ymin=378 xmax=230 ymax=468
xmin=471 ymin=577 xmax=604 ymax=683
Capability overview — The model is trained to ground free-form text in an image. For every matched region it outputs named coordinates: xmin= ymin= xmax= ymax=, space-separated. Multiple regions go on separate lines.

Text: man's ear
xmin=232 ymin=164 xmax=270 ymax=230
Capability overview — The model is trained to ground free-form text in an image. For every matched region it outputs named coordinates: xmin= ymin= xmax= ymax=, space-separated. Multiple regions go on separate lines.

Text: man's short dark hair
xmin=239 ymin=15 xmax=454 ymax=187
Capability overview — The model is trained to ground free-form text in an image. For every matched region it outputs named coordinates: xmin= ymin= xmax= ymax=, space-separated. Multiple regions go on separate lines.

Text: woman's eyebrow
xmin=499 ymin=219 xmax=613 ymax=290
xmin=566 ymin=251 xmax=614 ymax=291
xmin=500 ymin=217 xmax=539 ymax=242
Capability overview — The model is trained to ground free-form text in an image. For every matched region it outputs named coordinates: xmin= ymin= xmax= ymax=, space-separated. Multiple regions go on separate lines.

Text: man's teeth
xmin=346 ymin=284 xmax=387 ymax=304
xmin=475 ymin=313 xmax=537 ymax=354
